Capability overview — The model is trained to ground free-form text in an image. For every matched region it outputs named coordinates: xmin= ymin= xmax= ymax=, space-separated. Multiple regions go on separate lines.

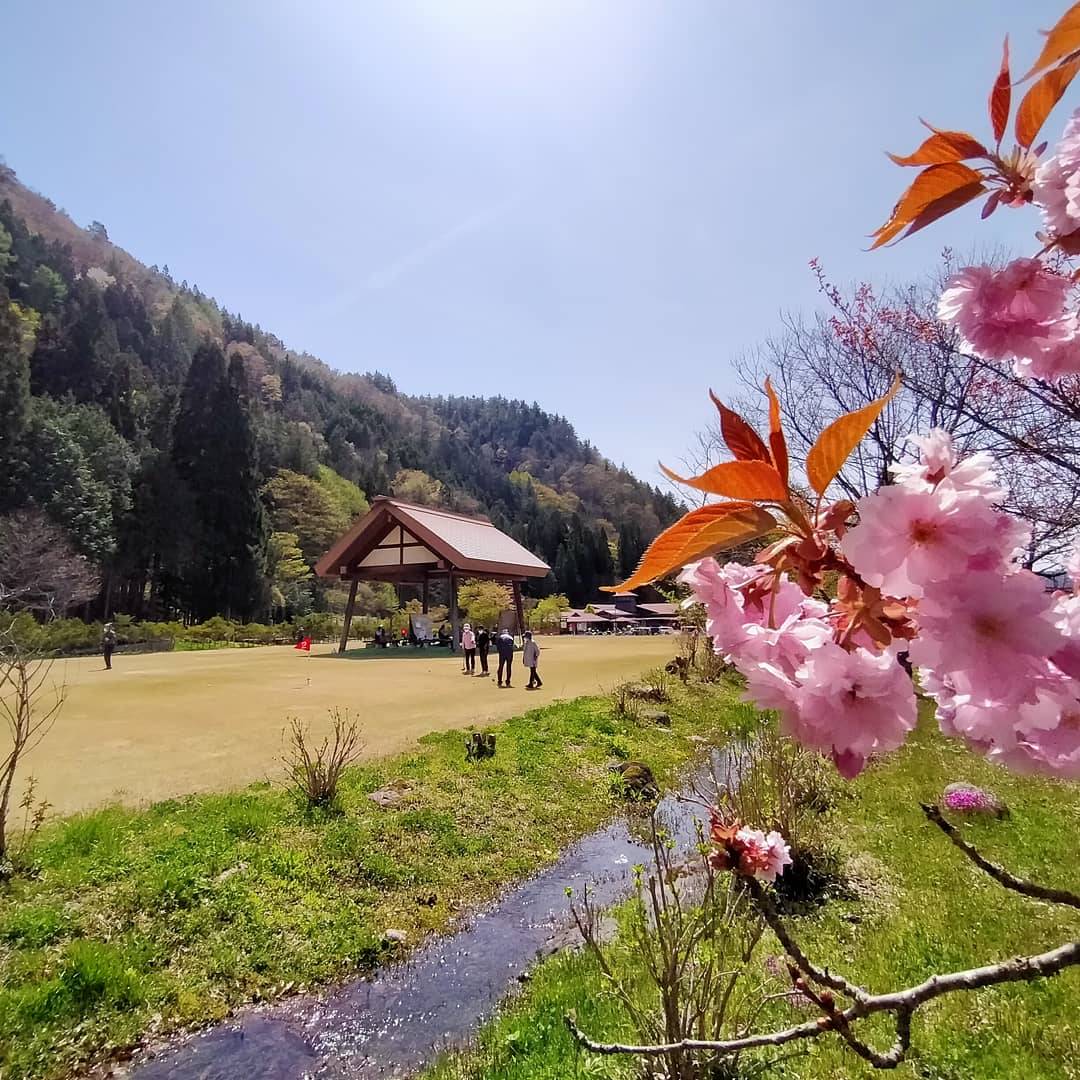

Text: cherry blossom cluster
xmin=708 ymin=813 xmax=792 ymax=883
xmin=683 ymin=432 xmax=1080 ymax=780
xmin=937 ymin=109 xmax=1080 ymax=382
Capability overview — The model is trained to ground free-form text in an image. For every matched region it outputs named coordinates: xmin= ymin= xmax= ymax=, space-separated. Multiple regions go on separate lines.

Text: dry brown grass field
xmin=24 ymin=634 xmax=676 ymax=815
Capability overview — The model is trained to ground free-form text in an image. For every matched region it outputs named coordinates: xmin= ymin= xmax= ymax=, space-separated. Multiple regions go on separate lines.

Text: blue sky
xmin=0 ymin=1 xmax=1070 ymax=484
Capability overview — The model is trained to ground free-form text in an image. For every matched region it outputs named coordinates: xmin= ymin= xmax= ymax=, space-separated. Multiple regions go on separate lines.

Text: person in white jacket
xmin=523 ymin=631 xmax=542 ymax=690
xmin=461 ymin=623 xmax=477 ymax=674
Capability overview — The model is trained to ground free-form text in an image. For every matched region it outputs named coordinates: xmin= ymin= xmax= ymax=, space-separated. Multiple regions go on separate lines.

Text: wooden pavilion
xmin=314 ymin=496 xmax=551 ymax=653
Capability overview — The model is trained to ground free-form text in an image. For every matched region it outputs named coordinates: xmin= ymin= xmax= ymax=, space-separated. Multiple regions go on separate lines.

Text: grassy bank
xmin=0 ymin=680 xmax=745 ymax=1080
xmin=425 ymin=714 xmax=1080 ymax=1080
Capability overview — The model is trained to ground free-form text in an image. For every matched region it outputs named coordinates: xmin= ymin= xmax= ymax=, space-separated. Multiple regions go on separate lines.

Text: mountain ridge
xmin=0 ymin=162 xmax=680 ymax=619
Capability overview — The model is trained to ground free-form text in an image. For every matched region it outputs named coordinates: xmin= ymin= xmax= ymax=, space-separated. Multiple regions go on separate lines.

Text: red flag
xmin=294 ymin=637 xmax=311 ymax=652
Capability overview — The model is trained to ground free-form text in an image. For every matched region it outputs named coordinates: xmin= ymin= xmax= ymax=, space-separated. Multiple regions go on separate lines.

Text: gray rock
xmin=368 ymin=780 xmax=413 ymax=808
xmin=644 ymin=710 xmax=671 ymax=727
xmin=382 ymin=928 xmax=408 ymax=945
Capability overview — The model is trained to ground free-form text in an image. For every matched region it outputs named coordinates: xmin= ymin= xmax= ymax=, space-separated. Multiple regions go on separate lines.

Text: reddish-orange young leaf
xmin=990 ymin=36 xmax=1011 ymax=145
xmin=709 ymin=390 xmax=771 ymax=463
xmin=871 ymin=163 xmax=985 ymax=248
xmin=805 ymin=376 xmax=901 ymax=496
xmin=897 ymin=181 xmax=986 ymax=243
xmin=1022 ymin=1 xmax=1080 ymax=80
xmin=887 ymin=129 xmax=987 ymax=166
xmin=764 ymin=377 xmax=789 ymax=487
xmin=1016 ymin=56 xmax=1080 ymax=146
xmin=605 ymin=502 xmax=777 ymax=592
xmin=660 ymin=459 xmax=788 ymax=501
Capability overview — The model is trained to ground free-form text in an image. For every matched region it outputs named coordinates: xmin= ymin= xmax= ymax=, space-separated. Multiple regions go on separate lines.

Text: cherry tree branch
xmin=565 ymin=939 xmax=1080 ymax=1065
xmin=921 ymin=803 xmax=1080 ymax=910
xmin=566 ymin=807 xmax=1080 ymax=1069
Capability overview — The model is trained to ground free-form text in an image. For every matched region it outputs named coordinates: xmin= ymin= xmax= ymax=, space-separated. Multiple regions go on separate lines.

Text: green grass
xmin=424 ymin=710 xmax=1080 ymax=1080
xmin=0 ymin=681 xmax=743 ymax=1080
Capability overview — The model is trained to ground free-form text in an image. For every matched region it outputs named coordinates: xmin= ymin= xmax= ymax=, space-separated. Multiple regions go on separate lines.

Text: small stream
xmin=122 ymin=749 xmax=732 ymax=1080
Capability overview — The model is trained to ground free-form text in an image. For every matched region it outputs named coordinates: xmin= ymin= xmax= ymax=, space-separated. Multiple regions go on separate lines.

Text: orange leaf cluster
xmin=874 ymin=3 xmax=1080 ymax=245
xmin=805 ymin=377 xmax=900 ymax=496
xmin=610 ymin=502 xmax=777 ymax=593
xmin=607 ymin=381 xmax=900 ymax=592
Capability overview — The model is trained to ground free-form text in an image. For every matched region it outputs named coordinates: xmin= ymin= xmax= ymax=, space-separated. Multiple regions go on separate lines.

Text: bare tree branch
xmin=0 ymin=509 xmax=100 ymax=617
xmin=566 ymin=939 xmax=1080 ymax=1065
xmin=566 ymin=801 xmax=1080 ymax=1069
xmin=922 ymin=803 xmax=1080 ymax=910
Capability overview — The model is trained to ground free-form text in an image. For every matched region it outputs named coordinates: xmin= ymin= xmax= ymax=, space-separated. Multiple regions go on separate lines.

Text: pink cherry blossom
xmin=738 ymin=609 xmax=832 ymax=677
xmin=1033 ymin=107 xmax=1080 ymax=239
xmin=937 ymin=258 xmax=1070 ymax=362
xmin=891 ymin=429 xmax=1006 ymax=502
xmin=789 ymin=643 xmax=918 ymax=774
xmin=732 ymin=826 xmax=792 ymax=883
xmin=1068 ymin=543 xmax=1080 ymax=592
xmin=1011 ymin=331 xmax=1080 ymax=382
xmin=909 ymin=571 xmax=1058 ymax=705
xmin=990 ymin=680 xmax=1080 ymax=779
xmin=1051 ymin=594 xmax=1080 ymax=681
xmin=740 ymin=659 xmax=803 ymax=719
xmin=679 ymin=558 xmax=753 ymax=658
xmin=841 ymin=483 xmax=1002 ymax=599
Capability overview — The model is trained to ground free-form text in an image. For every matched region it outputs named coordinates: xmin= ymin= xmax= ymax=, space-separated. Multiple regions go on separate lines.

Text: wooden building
xmin=314 ymin=496 xmax=550 ymax=652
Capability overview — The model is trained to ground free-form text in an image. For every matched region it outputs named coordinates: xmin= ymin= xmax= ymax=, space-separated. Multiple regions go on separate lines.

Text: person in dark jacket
xmin=495 ymin=628 xmax=515 ymax=688
xmin=102 ymin=622 xmax=117 ymax=670
xmin=476 ymin=626 xmax=491 ymax=675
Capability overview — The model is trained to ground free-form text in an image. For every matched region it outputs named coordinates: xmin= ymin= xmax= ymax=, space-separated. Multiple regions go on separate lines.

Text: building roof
xmin=562 ymin=611 xmax=610 ymax=624
xmin=315 ymin=496 xmax=551 ymax=581
xmin=637 ymin=602 xmax=679 ymax=616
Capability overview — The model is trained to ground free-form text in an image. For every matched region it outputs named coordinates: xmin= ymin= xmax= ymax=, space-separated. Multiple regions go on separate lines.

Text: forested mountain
xmin=0 ymin=163 xmax=680 ymax=620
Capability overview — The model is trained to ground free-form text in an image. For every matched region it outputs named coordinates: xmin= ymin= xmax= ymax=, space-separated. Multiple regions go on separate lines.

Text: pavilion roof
xmin=314 ymin=496 xmax=551 ymax=581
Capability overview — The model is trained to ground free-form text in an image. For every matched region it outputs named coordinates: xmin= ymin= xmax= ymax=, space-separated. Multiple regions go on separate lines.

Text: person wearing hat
xmin=461 ymin=622 xmax=477 ymax=674
xmin=101 ymin=621 xmax=118 ymax=671
xmin=523 ymin=631 xmax=543 ymax=689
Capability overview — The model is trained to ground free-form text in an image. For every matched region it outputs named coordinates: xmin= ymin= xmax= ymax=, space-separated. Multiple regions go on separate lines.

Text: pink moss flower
xmin=841 ymin=483 xmax=1001 ymax=599
xmin=942 ymin=786 xmax=998 ymax=813
xmin=788 ymin=643 xmax=918 ymax=775
xmin=909 ymin=571 xmax=1058 ymax=705
xmin=937 ymin=258 xmax=1070 ymax=362
xmin=1033 ymin=108 xmax=1080 ymax=239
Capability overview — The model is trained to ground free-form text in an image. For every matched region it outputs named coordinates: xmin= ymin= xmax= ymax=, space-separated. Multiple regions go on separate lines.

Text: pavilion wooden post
xmin=338 ymin=578 xmax=359 ymax=654
xmin=512 ymin=581 xmax=526 ymax=642
xmin=422 ymin=576 xmax=430 ymax=614
xmin=449 ymin=571 xmax=459 ymax=653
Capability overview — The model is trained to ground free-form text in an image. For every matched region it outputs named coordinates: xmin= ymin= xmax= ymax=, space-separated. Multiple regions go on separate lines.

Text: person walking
xmin=523 ymin=631 xmax=543 ymax=689
xmin=101 ymin=621 xmax=118 ymax=671
xmin=461 ymin=623 xmax=477 ymax=675
xmin=495 ymin=627 xmax=515 ymax=687
xmin=476 ymin=625 xmax=491 ymax=676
